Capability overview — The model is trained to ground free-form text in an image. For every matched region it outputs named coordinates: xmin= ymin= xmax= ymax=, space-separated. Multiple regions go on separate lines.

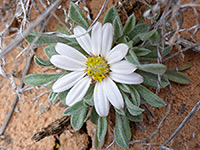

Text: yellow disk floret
xmin=86 ymin=56 xmax=110 ymax=82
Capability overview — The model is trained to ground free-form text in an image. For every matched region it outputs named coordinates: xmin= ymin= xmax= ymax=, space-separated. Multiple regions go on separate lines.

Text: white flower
xmin=50 ymin=22 xmax=143 ymax=117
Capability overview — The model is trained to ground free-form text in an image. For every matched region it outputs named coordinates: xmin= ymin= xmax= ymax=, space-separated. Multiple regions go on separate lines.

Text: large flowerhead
xmin=50 ymin=22 xmax=143 ymax=117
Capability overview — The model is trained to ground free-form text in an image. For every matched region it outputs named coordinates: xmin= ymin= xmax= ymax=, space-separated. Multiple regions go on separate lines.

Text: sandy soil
xmin=0 ymin=0 xmax=200 ymax=150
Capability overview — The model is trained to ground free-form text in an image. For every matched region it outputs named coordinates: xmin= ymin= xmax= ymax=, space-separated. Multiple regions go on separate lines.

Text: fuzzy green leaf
xmin=70 ymin=106 xmax=87 ymax=131
xmin=90 ymin=107 xmax=99 ymax=125
xmin=136 ymin=70 xmax=170 ymax=88
xmin=24 ymin=73 xmax=64 ymax=86
xmin=34 ymin=56 xmax=53 ymax=67
xmin=94 ymin=129 xmax=104 ymax=149
xmin=128 ymin=24 xmax=149 ymax=40
xmin=44 ymin=45 xmax=58 ymax=59
xmin=128 ymin=85 xmax=141 ymax=106
xmin=69 ymin=2 xmax=89 ymax=29
xmin=123 ymin=14 xmax=136 ymax=35
xmin=162 ymin=46 xmax=172 ymax=57
xmin=139 ymin=45 xmax=172 ymax=62
xmin=134 ymin=85 xmax=166 ymax=107
xmin=122 ymin=92 xmax=144 ymax=116
xmin=125 ymin=49 xmax=140 ymax=65
xmin=58 ymin=91 xmax=68 ymax=105
xmin=139 ymin=30 xmax=157 ymax=41
xmin=63 ymin=100 xmax=84 ymax=116
xmin=149 ymin=30 xmax=160 ymax=42
xmin=103 ymin=7 xmax=121 ymax=24
xmin=48 ymin=92 xmax=59 ymax=104
xmin=126 ymin=111 xmax=143 ymax=122
xmin=115 ymin=108 xmax=125 ymax=115
xmin=114 ymin=113 xmax=129 ymax=148
xmin=138 ymin=64 xmax=167 ymax=75
xmin=97 ymin=117 xmax=107 ymax=141
xmin=122 ymin=116 xmax=131 ymax=141
xmin=83 ymin=85 xmax=94 ymax=106
xmin=118 ymin=84 xmax=131 ymax=93
xmin=113 ymin=17 xmax=123 ymax=43
xmin=166 ymin=70 xmax=190 ymax=84
xmin=26 ymin=32 xmax=70 ymax=45
xmin=133 ymin=47 xmax=151 ymax=56
xmin=178 ymin=64 xmax=192 ymax=71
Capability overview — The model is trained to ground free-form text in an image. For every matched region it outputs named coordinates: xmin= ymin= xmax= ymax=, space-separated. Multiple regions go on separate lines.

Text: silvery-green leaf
xmin=122 ymin=116 xmax=131 ymax=141
xmin=26 ymin=32 xmax=71 ymax=45
xmin=118 ymin=84 xmax=131 ymax=93
xmin=97 ymin=117 xmax=107 ymax=141
xmin=138 ymin=64 xmax=167 ymax=75
xmin=139 ymin=45 xmax=172 ymax=62
xmin=69 ymin=2 xmax=89 ymax=29
xmin=103 ymin=7 xmax=121 ymax=25
xmin=126 ymin=111 xmax=143 ymax=122
xmin=132 ymin=36 xmax=141 ymax=45
xmin=44 ymin=45 xmax=58 ymax=59
xmin=58 ymin=91 xmax=68 ymax=105
xmin=24 ymin=73 xmax=65 ymax=86
xmin=123 ymin=14 xmax=136 ymax=35
xmin=113 ymin=17 xmax=123 ymax=43
xmin=114 ymin=113 xmax=129 ymax=148
xmin=139 ymin=57 xmax=157 ymax=62
xmin=136 ymin=70 xmax=170 ymax=88
xmin=63 ymin=100 xmax=84 ymax=116
xmin=162 ymin=46 xmax=172 ymax=57
xmin=166 ymin=70 xmax=190 ymax=84
xmin=122 ymin=92 xmax=144 ymax=116
xmin=83 ymin=85 xmax=94 ymax=106
xmin=178 ymin=64 xmax=192 ymax=71
xmin=128 ymin=24 xmax=149 ymax=39
xmin=134 ymin=85 xmax=166 ymax=107
xmin=128 ymin=85 xmax=141 ymax=106
xmin=149 ymin=30 xmax=160 ymax=42
xmin=34 ymin=56 xmax=53 ymax=67
xmin=115 ymin=108 xmax=125 ymax=116
xmin=70 ymin=106 xmax=87 ymax=131
xmin=55 ymin=26 xmax=71 ymax=35
xmin=90 ymin=107 xmax=99 ymax=125
xmin=133 ymin=47 xmax=151 ymax=56
xmin=48 ymin=92 xmax=59 ymax=104
xmin=94 ymin=129 xmax=104 ymax=149
xmin=138 ymin=30 xmax=157 ymax=41
xmin=125 ymin=49 xmax=140 ymax=65
xmin=46 ymin=81 xmax=55 ymax=89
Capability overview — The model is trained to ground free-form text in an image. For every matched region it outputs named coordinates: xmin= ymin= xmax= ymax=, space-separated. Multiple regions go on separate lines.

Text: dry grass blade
xmin=161 ymin=101 xmax=200 ymax=149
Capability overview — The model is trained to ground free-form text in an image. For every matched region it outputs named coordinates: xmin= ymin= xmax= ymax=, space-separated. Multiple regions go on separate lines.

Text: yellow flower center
xmin=86 ymin=56 xmax=110 ymax=82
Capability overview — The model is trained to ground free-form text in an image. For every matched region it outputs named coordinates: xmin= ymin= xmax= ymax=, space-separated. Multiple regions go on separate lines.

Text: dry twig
xmin=160 ymin=101 xmax=200 ymax=149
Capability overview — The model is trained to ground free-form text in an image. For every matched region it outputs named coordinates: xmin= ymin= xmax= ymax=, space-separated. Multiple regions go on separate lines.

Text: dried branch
xmin=130 ymin=104 xmax=171 ymax=145
xmin=161 ymin=101 xmax=200 ymax=148
xmin=162 ymin=42 xmax=200 ymax=63
xmin=0 ymin=0 xmax=62 ymax=59
xmin=0 ymin=53 xmax=33 ymax=135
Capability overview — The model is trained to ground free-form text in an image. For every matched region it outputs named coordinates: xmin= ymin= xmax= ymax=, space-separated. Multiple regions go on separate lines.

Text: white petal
xmin=94 ymin=82 xmax=109 ymax=117
xmin=91 ymin=22 xmax=102 ymax=56
xmin=73 ymin=26 xmax=92 ymax=54
xmin=55 ymin=43 xmax=87 ymax=62
xmin=110 ymin=72 xmax=143 ymax=84
xmin=110 ymin=60 xmax=137 ymax=74
xmin=103 ymin=77 xmax=124 ymax=109
xmin=106 ymin=44 xmax=129 ymax=64
xmin=66 ymin=76 xmax=91 ymax=106
xmin=101 ymin=23 xmax=113 ymax=57
xmin=52 ymin=71 xmax=85 ymax=92
xmin=50 ymin=55 xmax=85 ymax=71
